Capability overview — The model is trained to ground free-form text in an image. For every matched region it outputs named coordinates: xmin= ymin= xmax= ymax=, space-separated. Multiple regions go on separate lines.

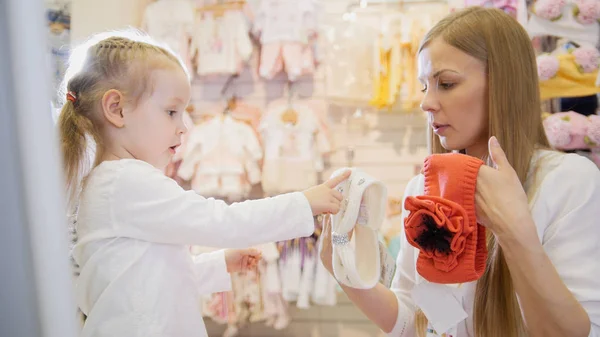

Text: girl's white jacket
xmin=73 ymin=159 xmax=314 ymax=337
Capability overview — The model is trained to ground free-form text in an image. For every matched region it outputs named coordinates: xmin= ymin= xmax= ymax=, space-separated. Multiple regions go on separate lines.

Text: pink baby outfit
xmin=253 ymin=0 xmax=318 ymax=81
xmin=196 ymin=101 xmax=263 ymax=142
xmin=178 ymin=115 xmax=263 ymax=201
xmin=191 ymin=10 xmax=253 ymax=76
xmin=260 ymin=99 xmax=331 ymax=195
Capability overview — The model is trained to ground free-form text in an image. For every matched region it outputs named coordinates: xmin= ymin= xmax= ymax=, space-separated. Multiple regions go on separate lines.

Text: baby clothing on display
xmin=142 ymin=0 xmax=195 ymax=70
xmin=323 ymin=17 xmax=378 ymax=104
xmin=329 ymin=168 xmax=388 ymax=289
xmin=404 ymin=154 xmax=486 ymax=284
xmin=194 ymin=101 xmax=263 ymax=142
xmin=252 ymin=0 xmax=316 ymax=45
xmin=253 ymin=0 xmax=318 ymax=80
xmin=259 ymin=42 xmax=316 ymax=81
xmin=191 ymin=10 xmax=253 ymax=76
xmin=260 ymin=100 xmax=331 ymax=195
xmin=178 ymin=115 xmax=262 ymax=201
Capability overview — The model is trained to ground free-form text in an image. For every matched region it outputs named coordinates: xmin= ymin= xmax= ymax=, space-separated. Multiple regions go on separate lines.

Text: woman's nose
xmin=420 ymin=89 xmax=440 ymax=113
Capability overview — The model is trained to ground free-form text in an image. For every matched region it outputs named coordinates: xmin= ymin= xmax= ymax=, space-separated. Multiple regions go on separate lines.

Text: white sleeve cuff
xmin=589 ymin=323 xmax=600 ymax=337
xmin=387 ymin=294 xmax=415 ymax=337
xmin=193 ymin=250 xmax=232 ymax=294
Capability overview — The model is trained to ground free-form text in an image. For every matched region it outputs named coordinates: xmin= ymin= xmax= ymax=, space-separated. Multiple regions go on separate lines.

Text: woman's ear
xmin=101 ymin=89 xmax=125 ymax=128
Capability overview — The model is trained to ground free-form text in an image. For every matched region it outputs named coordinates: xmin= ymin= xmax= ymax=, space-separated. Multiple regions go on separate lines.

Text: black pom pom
xmin=415 ymin=214 xmax=453 ymax=254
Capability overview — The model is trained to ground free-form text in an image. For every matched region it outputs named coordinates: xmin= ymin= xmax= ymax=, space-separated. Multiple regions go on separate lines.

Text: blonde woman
xmin=320 ymin=7 xmax=600 ymax=337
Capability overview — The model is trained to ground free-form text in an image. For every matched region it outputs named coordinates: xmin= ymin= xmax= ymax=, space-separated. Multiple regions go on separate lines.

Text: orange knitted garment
xmin=404 ymin=153 xmax=487 ymax=284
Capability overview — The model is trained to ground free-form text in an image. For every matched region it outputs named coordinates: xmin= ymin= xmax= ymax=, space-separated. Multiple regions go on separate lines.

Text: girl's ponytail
xmin=57 ymin=93 xmax=98 ymax=208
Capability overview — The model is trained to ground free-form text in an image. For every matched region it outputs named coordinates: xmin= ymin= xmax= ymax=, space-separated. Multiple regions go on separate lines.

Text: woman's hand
xmin=319 ymin=215 xmax=335 ymax=274
xmin=475 ymin=137 xmax=537 ymax=243
xmin=319 ymin=213 xmax=354 ymax=276
xmin=224 ymin=248 xmax=262 ymax=273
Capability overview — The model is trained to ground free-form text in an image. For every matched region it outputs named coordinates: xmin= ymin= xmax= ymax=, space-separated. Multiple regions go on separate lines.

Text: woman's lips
xmin=432 ymin=124 xmax=450 ymax=135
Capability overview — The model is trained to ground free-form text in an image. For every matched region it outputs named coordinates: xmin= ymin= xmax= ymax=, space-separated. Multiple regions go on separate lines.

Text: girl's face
xmin=123 ymin=67 xmax=191 ymax=170
xmin=418 ymin=38 xmax=489 ymax=158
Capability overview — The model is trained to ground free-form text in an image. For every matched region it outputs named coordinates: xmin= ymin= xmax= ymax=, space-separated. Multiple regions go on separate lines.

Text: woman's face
xmin=418 ymin=38 xmax=489 ymax=158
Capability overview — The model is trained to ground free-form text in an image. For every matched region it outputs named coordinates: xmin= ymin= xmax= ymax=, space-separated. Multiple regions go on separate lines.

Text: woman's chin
xmin=439 ymin=137 xmax=461 ymax=152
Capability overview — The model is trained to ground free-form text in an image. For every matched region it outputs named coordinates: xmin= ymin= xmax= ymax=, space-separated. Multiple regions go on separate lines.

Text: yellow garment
xmin=539 ymin=54 xmax=600 ymax=100
xmin=370 ymin=35 xmax=402 ymax=110
xmin=400 ymin=41 xmax=418 ymax=111
xmin=370 ymin=38 xmax=393 ymax=109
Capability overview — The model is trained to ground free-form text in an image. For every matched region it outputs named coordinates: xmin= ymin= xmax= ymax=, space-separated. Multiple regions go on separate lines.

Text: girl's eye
xmin=420 ymin=85 xmax=428 ymax=93
xmin=168 ymin=110 xmax=177 ymax=117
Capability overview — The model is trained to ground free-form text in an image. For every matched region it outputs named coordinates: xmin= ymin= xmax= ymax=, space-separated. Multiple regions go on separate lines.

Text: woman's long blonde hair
xmin=414 ymin=7 xmax=550 ymax=337
xmin=57 ymin=31 xmax=186 ymax=209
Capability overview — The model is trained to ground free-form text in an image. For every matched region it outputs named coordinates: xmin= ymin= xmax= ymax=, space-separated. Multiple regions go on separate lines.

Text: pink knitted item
xmin=537 ymin=54 xmax=561 ymax=80
xmin=572 ymin=46 xmax=600 ymax=73
xmin=534 ymin=0 xmax=566 ymax=20
xmin=542 ymin=111 xmax=600 ymax=150
xmin=544 ymin=114 xmax=573 ymax=148
xmin=586 ymin=115 xmax=600 ymax=147
xmin=572 ymin=0 xmax=600 ymax=25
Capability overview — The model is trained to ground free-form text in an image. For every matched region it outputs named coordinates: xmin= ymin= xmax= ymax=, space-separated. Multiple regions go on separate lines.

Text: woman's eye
xmin=439 ymin=82 xmax=455 ymax=90
xmin=420 ymin=85 xmax=428 ymax=93
xmin=168 ymin=110 xmax=177 ymax=117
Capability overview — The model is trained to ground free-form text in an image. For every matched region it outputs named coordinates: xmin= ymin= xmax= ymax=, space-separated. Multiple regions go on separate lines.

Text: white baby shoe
xmin=328 ymin=168 xmax=387 ymax=289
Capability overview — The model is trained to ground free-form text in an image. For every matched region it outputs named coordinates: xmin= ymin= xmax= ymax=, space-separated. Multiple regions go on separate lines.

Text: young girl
xmin=58 ymin=31 xmax=349 ymax=337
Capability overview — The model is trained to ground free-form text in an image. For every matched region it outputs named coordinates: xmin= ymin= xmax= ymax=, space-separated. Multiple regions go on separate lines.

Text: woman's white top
xmin=388 ymin=150 xmax=600 ymax=337
xmin=73 ymin=159 xmax=314 ymax=337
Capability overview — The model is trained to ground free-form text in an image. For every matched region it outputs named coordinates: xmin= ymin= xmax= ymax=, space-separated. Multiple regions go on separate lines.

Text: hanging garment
xmin=193 ymin=102 xmax=263 ymax=141
xmin=370 ymin=33 xmax=403 ymax=110
xmin=178 ymin=115 xmax=263 ymax=201
xmin=252 ymin=0 xmax=317 ymax=45
xmin=258 ymin=42 xmax=316 ymax=81
xmin=253 ymin=0 xmax=318 ymax=80
xmin=191 ymin=10 xmax=254 ymax=76
xmin=260 ymin=100 xmax=331 ymax=195
xmin=142 ymin=0 xmax=195 ymax=70
xmin=322 ymin=16 xmax=378 ymax=104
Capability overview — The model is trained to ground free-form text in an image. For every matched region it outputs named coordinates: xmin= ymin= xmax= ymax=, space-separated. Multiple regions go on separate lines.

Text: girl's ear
xmin=101 ymin=89 xmax=125 ymax=128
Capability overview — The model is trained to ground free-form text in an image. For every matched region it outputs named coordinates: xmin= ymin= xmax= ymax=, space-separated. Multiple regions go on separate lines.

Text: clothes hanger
xmin=218 ymin=74 xmax=239 ymax=119
xmin=281 ymin=81 xmax=299 ymax=126
xmin=197 ymin=0 xmax=245 ymax=18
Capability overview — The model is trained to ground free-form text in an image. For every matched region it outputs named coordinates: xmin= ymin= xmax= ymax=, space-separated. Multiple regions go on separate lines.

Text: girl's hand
xmin=303 ymin=171 xmax=351 ymax=216
xmin=475 ymin=137 xmax=537 ymax=242
xmin=224 ymin=248 xmax=262 ymax=273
